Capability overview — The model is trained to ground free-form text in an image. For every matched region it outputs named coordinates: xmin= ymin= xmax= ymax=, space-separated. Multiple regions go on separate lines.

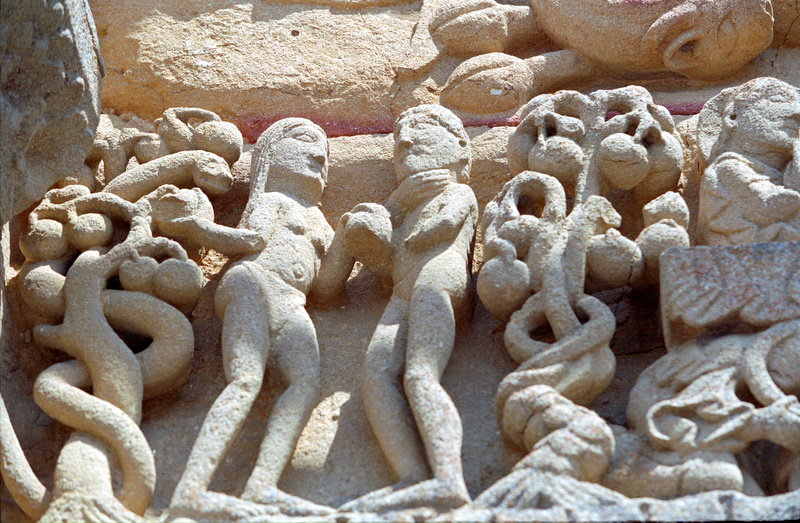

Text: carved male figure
xmin=698 ymin=77 xmax=800 ymax=245
xmin=169 ymin=118 xmax=350 ymax=520
xmin=341 ymin=105 xmax=478 ymax=511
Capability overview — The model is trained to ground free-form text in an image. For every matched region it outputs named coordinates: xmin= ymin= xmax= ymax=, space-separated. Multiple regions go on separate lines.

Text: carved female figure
xmin=169 ymin=119 xmax=350 ymax=520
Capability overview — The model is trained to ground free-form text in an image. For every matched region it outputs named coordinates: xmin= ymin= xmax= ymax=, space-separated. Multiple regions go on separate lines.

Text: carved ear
xmin=696 ymin=86 xmax=736 ymax=169
xmin=641 ymin=4 xmax=702 ymax=58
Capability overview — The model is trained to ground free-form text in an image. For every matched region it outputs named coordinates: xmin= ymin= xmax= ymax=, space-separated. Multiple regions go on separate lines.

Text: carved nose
xmin=312 ymin=152 xmax=326 ymax=166
xmin=396 ymin=136 xmax=412 ymax=153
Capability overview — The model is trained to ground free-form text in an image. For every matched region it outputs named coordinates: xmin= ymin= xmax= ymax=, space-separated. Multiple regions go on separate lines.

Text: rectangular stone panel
xmin=661 ymin=242 xmax=800 ymax=348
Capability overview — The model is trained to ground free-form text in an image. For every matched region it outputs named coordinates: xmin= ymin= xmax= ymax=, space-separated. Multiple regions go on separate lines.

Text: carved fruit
xmin=19 ymin=261 xmax=66 ymax=319
xmin=442 ymin=53 xmax=534 ymax=115
xmin=596 ymin=133 xmax=650 ymax=191
xmin=477 ymin=256 xmax=531 ymax=321
xmin=19 ymin=219 xmax=69 ymax=261
xmin=642 ymin=192 xmax=689 ymax=229
xmin=344 ymin=207 xmax=393 ymax=282
xmin=527 ymin=137 xmax=584 ymax=188
xmin=152 ymin=258 xmax=203 ymax=307
xmin=67 ymin=213 xmax=114 ymax=250
xmin=119 ymin=257 xmax=158 ymax=294
xmin=636 ymin=220 xmax=690 ymax=281
xmin=586 ymin=229 xmax=643 ymax=289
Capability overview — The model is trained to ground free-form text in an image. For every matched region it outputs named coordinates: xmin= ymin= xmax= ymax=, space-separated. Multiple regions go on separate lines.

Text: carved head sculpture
xmin=508 ymin=86 xmax=682 ymax=202
xmin=249 ymin=118 xmax=329 ymax=206
xmin=699 ymin=77 xmax=800 ymax=170
xmin=393 ymin=104 xmax=471 ymax=183
xmin=641 ymin=0 xmax=773 ymax=79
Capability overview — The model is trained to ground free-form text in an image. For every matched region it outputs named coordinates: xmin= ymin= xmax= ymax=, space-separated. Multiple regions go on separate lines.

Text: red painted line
xmin=237 ymin=103 xmax=701 ymax=142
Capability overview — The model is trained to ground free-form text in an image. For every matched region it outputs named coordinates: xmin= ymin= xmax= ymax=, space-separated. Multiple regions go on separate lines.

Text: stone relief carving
xmin=1 ymin=108 xmax=241 ymax=522
xmin=606 ymin=243 xmax=800 ymax=498
xmin=2 ymin=3 xmax=800 ymax=517
xmin=424 ymin=0 xmax=775 ymax=114
xmin=2 ymin=94 xmax=799 ymax=520
xmin=473 ymin=86 xmax=693 ymax=505
xmin=168 ymin=118 xmax=350 ymax=521
xmin=1 ymin=0 xmax=104 ymax=223
xmin=697 ymin=77 xmax=800 ymax=246
xmin=339 ymin=105 xmax=478 ymax=513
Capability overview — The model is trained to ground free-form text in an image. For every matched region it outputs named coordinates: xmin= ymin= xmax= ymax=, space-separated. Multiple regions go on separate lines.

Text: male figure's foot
xmin=168 ymin=488 xmax=279 ymax=522
xmin=241 ymin=485 xmax=335 ymax=517
xmin=338 ymin=478 xmax=469 ymax=514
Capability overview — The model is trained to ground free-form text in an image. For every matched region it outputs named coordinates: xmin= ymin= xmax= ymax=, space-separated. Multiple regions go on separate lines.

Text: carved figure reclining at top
xmin=337 ymin=105 xmax=478 ymax=513
xmin=418 ymin=0 xmax=775 ymax=114
xmin=168 ymin=118 xmax=352 ymax=521
xmin=697 ymin=77 xmax=800 ymax=245
xmin=0 ymin=107 xmax=244 ymax=522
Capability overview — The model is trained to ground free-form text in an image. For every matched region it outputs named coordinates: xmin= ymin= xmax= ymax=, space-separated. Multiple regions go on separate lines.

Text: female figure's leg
xmin=241 ymin=303 xmax=331 ymax=515
xmin=170 ymin=268 xmax=271 ymax=520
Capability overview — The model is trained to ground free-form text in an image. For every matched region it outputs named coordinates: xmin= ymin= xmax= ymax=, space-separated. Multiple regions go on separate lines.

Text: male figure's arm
xmin=405 ymin=185 xmax=477 ymax=251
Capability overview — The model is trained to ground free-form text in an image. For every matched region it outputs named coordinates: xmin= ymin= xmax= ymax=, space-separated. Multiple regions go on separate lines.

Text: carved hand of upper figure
xmin=698 ymin=78 xmax=800 ymax=246
xmin=430 ymin=0 xmax=775 ymax=115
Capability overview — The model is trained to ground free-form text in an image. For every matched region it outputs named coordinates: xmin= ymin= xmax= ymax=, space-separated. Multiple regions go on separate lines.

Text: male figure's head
xmin=250 ymin=118 xmax=329 ymax=205
xmin=393 ymin=105 xmax=471 ymax=183
xmin=725 ymin=78 xmax=799 ymax=151
xmin=712 ymin=78 xmax=800 ymax=170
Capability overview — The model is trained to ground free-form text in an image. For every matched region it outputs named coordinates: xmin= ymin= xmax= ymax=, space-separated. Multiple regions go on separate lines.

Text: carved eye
xmin=679 ymin=40 xmax=695 ymax=54
xmin=293 ymin=130 xmax=319 ymax=143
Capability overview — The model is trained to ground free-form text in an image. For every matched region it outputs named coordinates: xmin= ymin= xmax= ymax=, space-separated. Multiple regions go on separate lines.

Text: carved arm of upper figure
xmin=430 ymin=0 xmax=538 ymax=58
xmin=432 ymin=0 xmax=774 ymax=115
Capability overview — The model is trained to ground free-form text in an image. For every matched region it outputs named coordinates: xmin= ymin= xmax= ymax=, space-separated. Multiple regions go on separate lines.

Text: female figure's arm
xmin=311 ymin=214 xmax=355 ymax=306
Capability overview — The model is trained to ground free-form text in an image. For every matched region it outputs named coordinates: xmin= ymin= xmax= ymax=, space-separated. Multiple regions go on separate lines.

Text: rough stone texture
xmin=89 ymin=0 xmax=800 ymax=133
xmin=3 ymin=1 xmax=800 ymax=522
xmin=1 ymin=0 xmax=104 ymax=224
xmin=661 ymin=241 xmax=800 ymax=347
